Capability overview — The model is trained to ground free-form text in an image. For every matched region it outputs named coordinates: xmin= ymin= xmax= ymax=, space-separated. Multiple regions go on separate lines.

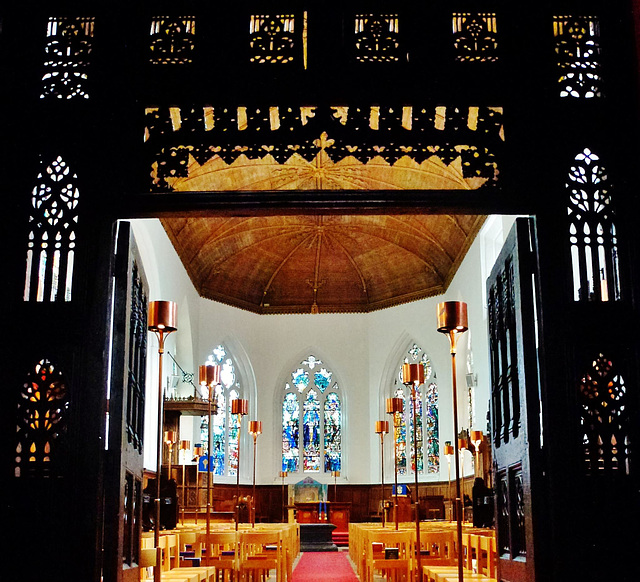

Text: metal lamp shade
xmin=180 ymin=439 xmax=191 ymax=451
xmin=148 ymin=300 xmax=178 ymax=332
xmin=402 ymin=362 xmax=425 ymax=385
xmin=231 ymin=399 xmax=249 ymax=415
xmin=199 ymin=364 xmax=221 ymax=386
xmin=386 ymin=397 xmax=404 ymax=414
xmin=248 ymin=420 xmax=262 ymax=435
xmin=436 ymin=301 xmax=468 ymax=333
xmin=164 ymin=430 xmax=177 ymax=444
xmin=444 ymin=443 xmax=455 ymax=456
xmin=375 ymin=420 xmax=390 ymax=434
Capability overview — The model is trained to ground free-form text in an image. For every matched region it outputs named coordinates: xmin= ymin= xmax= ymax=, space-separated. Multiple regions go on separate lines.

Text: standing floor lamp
xmin=375 ymin=420 xmax=389 ymax=527
xmin=164 ymin=430 xmax=177 ymax=481
xmin=193 ymin=444 xmax=203 ymax=524
xmin=402 ymin=362 xmax=425 ymax=582
xmin=180 ymin=439 xmax=190 ymax=525
xmin=148 ymin=300 xmax=177 ymax=582
xmin=199 ymin=362 xmax=220 ymax=562
xmin=231 ymin=398 xmax=248 ymax=530
xmin=386 ymin=397 xmax=403 ymax=530
xmin=437 ymin=300 xmax=468 ymax=582
xmin=280 ymin=471 xmax=288 ymax=522
xmin=248 ymin=420 xmax=262 ymax=527
xmin=444 ymin=441 xmax=454 ymax=521
xmin=471 ymin=430 xmax=483 ymax=478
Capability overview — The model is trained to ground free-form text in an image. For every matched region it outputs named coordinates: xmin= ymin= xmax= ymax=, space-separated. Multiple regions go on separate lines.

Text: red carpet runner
xmin=292 ymin=551 xmax=359 ymax=582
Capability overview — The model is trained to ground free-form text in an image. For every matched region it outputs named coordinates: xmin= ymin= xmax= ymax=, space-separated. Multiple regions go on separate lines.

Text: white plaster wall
xmin=132 ymin=216 xmax=517 ymax=485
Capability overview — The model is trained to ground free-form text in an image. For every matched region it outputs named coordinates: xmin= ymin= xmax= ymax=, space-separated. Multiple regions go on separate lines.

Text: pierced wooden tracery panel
xmin=354 ymin=14 xmax=401 ymax=62
xmin=554 ymin=15 xmax=602 ymax=99
xmin=41 ymin=17 xmax=94 ymax=100
xmin=150 ymin=16 xmax=196 ymax=65
xmin=578 ymin=354 xmax=630 ymax=476
xmin=567 ymin=148 xmax=620 ymax=302
xmin=453 ymin=13 xmax=499 ymax=62
xmin=250 ymin=14 xmax=297 ymax=64
xmin=15 ymin=358 xmax=70 ymax=478
xmin=24 ymin=156 xmax=80 ymax=303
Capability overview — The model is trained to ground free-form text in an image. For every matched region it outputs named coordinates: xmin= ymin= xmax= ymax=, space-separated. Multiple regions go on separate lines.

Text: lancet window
xmin=150 ymin=16 xmax=196 ymax=65
xmin=354 ymin=14 xmax=401 ymax=62
xmin=452 ymin=13 xmax=499 ymax=62
xmin=200 ymin=345 xmax=243 ymax=476
xmin=392 ymin=344 xmax=440 ymax=475
xmin=567 ymin=148 xmax=620 ymax=302
xmin=282 ymin=355 xmax=342 ymax=473
xmin=24 ymin=156 xmax=80 ymax=303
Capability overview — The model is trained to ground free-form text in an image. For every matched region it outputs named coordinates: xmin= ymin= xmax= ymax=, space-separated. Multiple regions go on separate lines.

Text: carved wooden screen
xmin=487 ymin=218 xmax=544 ymax=582
xmin=103 ymin=222 xmax=148 ymax=582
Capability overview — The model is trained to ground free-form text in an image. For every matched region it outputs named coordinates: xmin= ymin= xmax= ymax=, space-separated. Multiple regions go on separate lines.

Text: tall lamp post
xmin=444 ymin=441 xmax=454 ymax=521
xmin=231 ymin=398 xmax=248 ymax=530
xmin=180 ymin=439 xmax=190 ymax=525
xmin=193 ymin=444 xmax=203 ymax=524
xmin=280 ymin=471 xmax=288 ymax=523
xmin=331 ymin=470 xmax=340 ymax=503
xmin=471 ymin=430 xmax=484 ymax=478
xmin=375 ymin=420 xmax=389 ymax=527
xmin=402 ymin=362 xmax=425 ymax=582
xmin=248 ymin=420 xmax=262 ymax=527
xmin=199 ymin=363 xmax=220 ymax=561
xmin=164 ymin=430 xmax=177 ymax=481
xmin=148 ymin=300 xmax=177 ymax=582
xmin=437 ymin=300 xmax=469 ymax=582
xmin=385 ymin=397 xmax=403 ymax=530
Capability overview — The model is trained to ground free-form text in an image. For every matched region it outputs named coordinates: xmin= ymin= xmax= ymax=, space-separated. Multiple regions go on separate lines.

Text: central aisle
xmin=291 ymin=551 xmax=360 ymax=582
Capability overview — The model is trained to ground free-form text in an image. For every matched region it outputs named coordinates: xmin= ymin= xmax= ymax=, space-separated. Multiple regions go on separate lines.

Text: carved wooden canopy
xmin=161 ymin=214 xmax=484 ymax=314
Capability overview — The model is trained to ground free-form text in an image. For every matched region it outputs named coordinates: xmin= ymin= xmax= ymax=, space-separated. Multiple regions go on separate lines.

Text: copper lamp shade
xmin=375 ymin=420 xmax=390 ymax=434
xmin=148 ymin=300 xmax=178 ymax=332
xmin=194 ymin=445 xmax=203 ymax=457
xmin=471 ymin=430 xmax=483 ymax=444
xmin=444 ymin=443 xmax=455 ymax=456
xmin=436 ymin=301 xmax=468 ymax=334
xmin=248 ymin=420 xmax=263 ymax=435
xmin=386 ymin=397 xmax=404 ymax=414
xmin=180 ymin=439 xmax=191 ymax=451
xmin=402 ymin=362 xmax=425 ymax=385
xmin=164 ymin=430 xmax=177 ymax=444
xmin=231 ymin=399 xmax=249 ymax=416
xmin=199 ymin=364 xmax=221 ymax=386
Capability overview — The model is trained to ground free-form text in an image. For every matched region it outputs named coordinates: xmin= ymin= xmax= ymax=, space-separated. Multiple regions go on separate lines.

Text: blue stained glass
xmin=409 ymin=386 xmax=424 ymax=473
xmin=314 ymin=368 xmax=332 ymax=393
xmin=212 ymin=384 xmax=226 ymax=475
xmin=425 ymin=382 xmax=440 ymax=473
xmin=324 ymin=392 xmax=341 ymax=471
xmin=292 ymin=368 xmax=309 ymax=391
xmin=228 ymin=389 xmax=240 ymax=476
xmin=303 ymin=389 xmax=320 ymax=472
xmin=394 ymin=387 xmax=407 ymax=475
xmin=282 ymin=393 xmax=300 ymax=472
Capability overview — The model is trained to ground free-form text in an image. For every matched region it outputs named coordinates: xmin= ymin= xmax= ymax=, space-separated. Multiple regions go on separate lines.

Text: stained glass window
xmin=392 ymin=343 xmax=440 ymax=475
xmin=282 ymin=355 xmax=342 ymax=473
xmin=567 ymin=148 xmax=620 ymax=302
xmin=199 ymin=345 xmax=243 ymax=477
xmin=150 ymin=16 xmax=196 ymax=65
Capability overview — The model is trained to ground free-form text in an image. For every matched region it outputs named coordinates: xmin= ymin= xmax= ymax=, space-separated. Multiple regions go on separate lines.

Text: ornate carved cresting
xmin=567 ymin=148 xmax=620 ymax=302
xmin=24 ymin=156 xmax=79 ymax=303
xmin=41 ymin=17 xmax=94 ymax=99
xmin=554 ymin=15 xmax=602 ymax=98
xmin=453 ymin=13 xmax=499 ymax=62
xmin=145 ymin=105 xmax=504 ymax=191
xmin=15 ymin=359 xmax=70 ymax=477
xmin=578 ymin=354 xmax=630 ymax=476
xmin=150 ymin=16 xmax=196 ymax=65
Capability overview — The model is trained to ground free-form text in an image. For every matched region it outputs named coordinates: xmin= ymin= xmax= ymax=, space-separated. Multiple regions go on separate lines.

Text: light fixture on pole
xmin=402 ymin=362 xmax=425 ymax=582
xmin=148 ymin=300 xmax=177 ymax=582
xmin=437 ymin=300 xmax=469 ymax=582
xmin=385 ymin=397 xmax=403 ymax=530
xmin=279 ymin=471 xmax=288 ymax=523
xmin=164 ymin=430 xmax=177 ymax=481
xmin=471 ymin=430 xmax=483 ymax=478
xmin=444 ymin=441 xmax=454 ymax=521
xmin=458 ymin=433 xmax=468 ymax=495
xmin=193 ymin=444 xmax=203 ymax=524
xmin=375 ymin=420 xmax=390 ymax=527
xmin=180 ymin=439 xmax=191 ymax=525
xmin=248 ymin=420 xmax=262 ymax=527
xmin=231 ymin=398 xmax=249 ymax=530
xmin=199 ymin=362 xmax=220 ymax=559
xmin=331 ymin=470 xmax=340 ymax=503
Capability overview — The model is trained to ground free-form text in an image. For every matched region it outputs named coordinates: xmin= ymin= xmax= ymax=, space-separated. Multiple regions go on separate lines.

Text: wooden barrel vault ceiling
xmin=161 ymin=214 xmax=485 ymax=315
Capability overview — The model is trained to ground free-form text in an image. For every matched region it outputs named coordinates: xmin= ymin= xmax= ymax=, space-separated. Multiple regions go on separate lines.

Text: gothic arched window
xmin=567 ymin=148 xmax=620 ymax=302
xmin=392 ymin=344 xmax=440 ymax=475
xmin=200 ymin=345 xmax=244 ymax=476
xmin=282 ymin=355 xmax=342 ymax=473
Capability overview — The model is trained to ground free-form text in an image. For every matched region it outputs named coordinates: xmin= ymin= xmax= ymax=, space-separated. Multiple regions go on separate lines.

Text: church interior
xmin=1 ymin=3 xmax=640 ymax=582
